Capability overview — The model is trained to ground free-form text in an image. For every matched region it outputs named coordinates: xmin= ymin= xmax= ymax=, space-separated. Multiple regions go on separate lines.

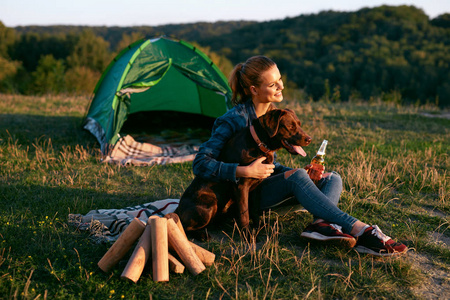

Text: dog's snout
xmin=304 ymin=136 xmax=312 ymax=145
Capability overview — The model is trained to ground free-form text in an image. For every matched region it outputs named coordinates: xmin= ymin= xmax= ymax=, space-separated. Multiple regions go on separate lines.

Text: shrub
xmin=30 ymin=54 xmax=65 ymax=95
xmin=65 ymin=66 xmax=101 ymax=95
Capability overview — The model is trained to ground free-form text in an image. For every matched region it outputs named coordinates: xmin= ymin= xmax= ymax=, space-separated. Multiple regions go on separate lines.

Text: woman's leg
xmin=253 ymin=168 xmax=357 ymax=234
xmin=253 ymin=168 xmax=408 ymax=256
xmin=316 ymin=171 xmax=342 ymax=207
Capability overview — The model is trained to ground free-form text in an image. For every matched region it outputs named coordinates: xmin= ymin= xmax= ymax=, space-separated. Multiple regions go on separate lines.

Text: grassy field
xmin=0 ymin=94 xmax=449 ymax=299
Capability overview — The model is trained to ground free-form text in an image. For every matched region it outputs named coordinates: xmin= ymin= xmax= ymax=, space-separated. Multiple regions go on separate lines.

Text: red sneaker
xmin=354 ymin=225 xmax=408 ymax=257
xmin=301 ymin=222 xmax=356 ymax=248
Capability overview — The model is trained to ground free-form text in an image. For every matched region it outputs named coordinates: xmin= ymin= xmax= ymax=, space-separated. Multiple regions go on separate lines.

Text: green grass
xmin=0 ymin=94 xmax=449 ymax=299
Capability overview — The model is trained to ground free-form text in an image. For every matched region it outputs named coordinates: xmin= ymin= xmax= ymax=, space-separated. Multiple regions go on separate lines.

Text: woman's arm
xmin=236 ymin=157 xmax=275 ymax=179
xmin=192 ymin=118 xmax=240 ymax=182
xmin=193 ymin=116 xmax=277 ymax=182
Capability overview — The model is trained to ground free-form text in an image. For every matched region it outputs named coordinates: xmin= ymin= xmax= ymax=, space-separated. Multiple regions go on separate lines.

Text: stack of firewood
xmin=97 ymin=213 xmax=215 ymax=282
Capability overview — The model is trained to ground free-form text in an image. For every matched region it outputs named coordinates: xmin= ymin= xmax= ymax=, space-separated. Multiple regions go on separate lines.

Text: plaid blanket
xmin=68 ymin=198 xmax=180 ymax=243
xmin=103 ymin=135 xmax=199 ymax=166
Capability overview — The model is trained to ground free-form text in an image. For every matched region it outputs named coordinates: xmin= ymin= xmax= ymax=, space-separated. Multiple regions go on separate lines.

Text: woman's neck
xmin=251 ymin=99 xmax=271 ymax=118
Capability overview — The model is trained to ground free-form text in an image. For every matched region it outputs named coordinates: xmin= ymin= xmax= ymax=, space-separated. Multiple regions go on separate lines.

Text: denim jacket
xmin=192 ymin=100 xmax=292 ymax=182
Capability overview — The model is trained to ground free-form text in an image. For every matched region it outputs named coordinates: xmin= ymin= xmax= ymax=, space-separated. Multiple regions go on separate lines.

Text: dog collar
xmin=250 ymin=125 xmax=271 ymax=154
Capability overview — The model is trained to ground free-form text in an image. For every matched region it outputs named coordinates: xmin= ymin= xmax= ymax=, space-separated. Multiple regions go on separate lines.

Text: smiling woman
xmin=180 ymin=55 xmax=409 ymax=257
xmin=249 ymin=65 xmax=284 ymax=108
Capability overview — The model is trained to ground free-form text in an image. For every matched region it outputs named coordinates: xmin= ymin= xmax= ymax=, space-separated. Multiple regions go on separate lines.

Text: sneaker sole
xmin=354 ymin=245 xmax=408 ymax=257
xmin=301 ymin=232 xmax=357 ymax=248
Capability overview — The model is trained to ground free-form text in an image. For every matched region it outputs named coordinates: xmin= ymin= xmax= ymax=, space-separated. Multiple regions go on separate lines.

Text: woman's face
xmin=251 ymin=65 xmax=284 ymax=104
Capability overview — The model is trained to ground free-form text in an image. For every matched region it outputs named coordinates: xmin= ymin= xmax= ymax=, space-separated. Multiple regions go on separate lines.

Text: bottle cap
xmin=317 ymin=140 xmax=328 ymax=155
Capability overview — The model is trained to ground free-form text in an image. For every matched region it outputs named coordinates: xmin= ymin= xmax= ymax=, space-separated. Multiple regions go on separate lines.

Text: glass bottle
xmin=311 ymin=140 xmax=328 ymax=165
xmin=308 ymin=140 xmax=327 ymax=183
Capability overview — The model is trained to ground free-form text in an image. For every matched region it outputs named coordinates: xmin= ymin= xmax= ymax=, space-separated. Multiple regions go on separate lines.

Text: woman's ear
xmin=250 ymin=86 xmax=258 ymax=95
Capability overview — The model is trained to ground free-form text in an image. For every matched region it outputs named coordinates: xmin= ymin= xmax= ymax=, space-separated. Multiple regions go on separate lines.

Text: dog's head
xmin=259 ymin=109 xmax=311 ymax=156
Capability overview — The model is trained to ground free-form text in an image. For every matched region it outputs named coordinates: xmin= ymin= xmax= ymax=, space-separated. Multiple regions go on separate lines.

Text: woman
xmin=193 ymin=56 xmax=407 ymax=257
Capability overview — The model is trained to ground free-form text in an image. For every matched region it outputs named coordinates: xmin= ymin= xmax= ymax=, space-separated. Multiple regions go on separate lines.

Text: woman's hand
xmin=305 ymin=164 xmax=325 ymax=183
xmin=236 ymin=156 xmax=275 ymax=179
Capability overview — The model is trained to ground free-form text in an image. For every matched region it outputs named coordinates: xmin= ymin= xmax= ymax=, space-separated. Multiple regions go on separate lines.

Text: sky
xmin=2 ymin=0 xmax=449 ymax=27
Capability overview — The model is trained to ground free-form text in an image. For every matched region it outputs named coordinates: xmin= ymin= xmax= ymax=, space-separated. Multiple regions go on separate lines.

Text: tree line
xmin=1 ymin=5 xmax=449 ymax=107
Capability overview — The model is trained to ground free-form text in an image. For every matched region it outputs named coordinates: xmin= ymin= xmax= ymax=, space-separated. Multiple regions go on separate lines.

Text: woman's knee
xmin=319 ymin=171 xmax=343 ymax=194
xmin=325 ymin=171 xmax=342 ymax=184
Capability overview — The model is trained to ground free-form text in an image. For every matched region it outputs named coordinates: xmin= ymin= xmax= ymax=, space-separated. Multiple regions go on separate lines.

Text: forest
xmin=1 ymin=5 xmax=449 ymax=107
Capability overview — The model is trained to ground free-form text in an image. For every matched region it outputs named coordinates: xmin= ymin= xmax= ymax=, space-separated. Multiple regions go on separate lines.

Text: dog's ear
xmin=261 ymin=109 xmax=287 ymax=137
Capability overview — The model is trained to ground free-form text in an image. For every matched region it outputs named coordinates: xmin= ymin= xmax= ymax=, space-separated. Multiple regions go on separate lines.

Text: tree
xmin=65 ymin=66 xmax=100 ymax=95
xmin=114 ymin=32 xmax=145 ymax=54
xmin=0 ymin=22 xmax=21 ymax=91
xmin=0 ymin=21 xmax=16 ymax=57
xmin=430 ymin=13 xmax=450 ymax=28
xmin=30 ymin=54 xmax=65 ymax=94
xmin=66 ymin=29 xmax=112 ymax=73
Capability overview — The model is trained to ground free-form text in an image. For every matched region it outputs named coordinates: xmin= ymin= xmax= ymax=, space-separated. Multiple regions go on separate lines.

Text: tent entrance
xmin=121 ymin=110 xmax=215 ymax=144
xmin=121 ymin=65 xmax=225 ymax=143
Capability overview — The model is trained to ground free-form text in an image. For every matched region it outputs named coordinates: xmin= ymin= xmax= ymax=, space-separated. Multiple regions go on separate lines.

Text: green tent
xmin=84 ymin=37 xmax=232 ymax=153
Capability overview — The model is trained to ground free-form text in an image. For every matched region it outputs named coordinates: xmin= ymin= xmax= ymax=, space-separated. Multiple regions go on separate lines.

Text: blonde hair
xmin=229 ymin=56 xmax=276 ymax=106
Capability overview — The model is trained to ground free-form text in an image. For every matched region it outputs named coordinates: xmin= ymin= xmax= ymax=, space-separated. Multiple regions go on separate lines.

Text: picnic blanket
xmin=68 ymin=198 xmax=180 ymax=243
xmin=102 ymin=135 xmax=199 ymax=166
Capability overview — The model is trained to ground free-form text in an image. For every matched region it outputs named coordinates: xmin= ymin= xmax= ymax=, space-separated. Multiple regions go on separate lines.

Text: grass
xmin=0 ymin=94 xmax=449 ymax=299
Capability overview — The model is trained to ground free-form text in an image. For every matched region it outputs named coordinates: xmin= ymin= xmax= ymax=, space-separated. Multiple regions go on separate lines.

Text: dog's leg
xmin=235 ymin=185 xmax=259 ymax=246
xmin=248 ymin=191 xmax=261 ymax=228
xmin=235 ymin=186 xmax=250 ymax=230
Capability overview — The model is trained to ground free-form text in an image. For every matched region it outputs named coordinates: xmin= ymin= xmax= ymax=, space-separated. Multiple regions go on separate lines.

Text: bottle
xmin=311 ymin=140 xmax=328 ymax=166
xmin=308 ymin=140 xmax=327 ymax=183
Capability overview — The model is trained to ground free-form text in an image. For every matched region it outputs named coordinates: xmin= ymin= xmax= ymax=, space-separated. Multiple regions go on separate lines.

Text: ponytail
xmin=229 ymin=63 xmax=246 ymax=106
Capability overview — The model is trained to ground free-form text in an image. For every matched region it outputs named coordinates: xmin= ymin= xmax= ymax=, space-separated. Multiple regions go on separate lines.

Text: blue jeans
xmin=251 ymin=168 xmax=357 ymax=234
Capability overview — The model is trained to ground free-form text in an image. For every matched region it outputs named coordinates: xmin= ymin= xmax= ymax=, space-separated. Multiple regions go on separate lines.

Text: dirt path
xmin=410 ymin=251 xmax=450 ymax=299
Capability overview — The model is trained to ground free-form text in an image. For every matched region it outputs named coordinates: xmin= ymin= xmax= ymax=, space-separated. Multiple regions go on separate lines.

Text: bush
xmin=0 ymin=56 xmax=21 ymax=92
xmin=65 ymin=66 xmax=101 ymax=95
xmin=30 ymin=54 xmax=65 ymax=95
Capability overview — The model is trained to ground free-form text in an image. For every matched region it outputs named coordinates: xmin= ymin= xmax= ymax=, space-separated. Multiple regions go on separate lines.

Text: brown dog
xmin=175 ymin=109 xmax=312 ymax=237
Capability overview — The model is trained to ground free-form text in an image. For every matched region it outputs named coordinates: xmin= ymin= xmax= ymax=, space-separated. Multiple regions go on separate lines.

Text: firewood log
xmin=98 ymin=218 xmax=145 ymax=273
xmin=164 ymin=213 xmax=215 ymax=266
xmin=166 ymin=218 xmax=205 ymax=276
xmin=168 ymin=253 xmax=185 ymax=274
xmin=149 ymin=216 xmax=169 ymax=282
xmin=120 ymin=218 xmax=152 ymax=283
